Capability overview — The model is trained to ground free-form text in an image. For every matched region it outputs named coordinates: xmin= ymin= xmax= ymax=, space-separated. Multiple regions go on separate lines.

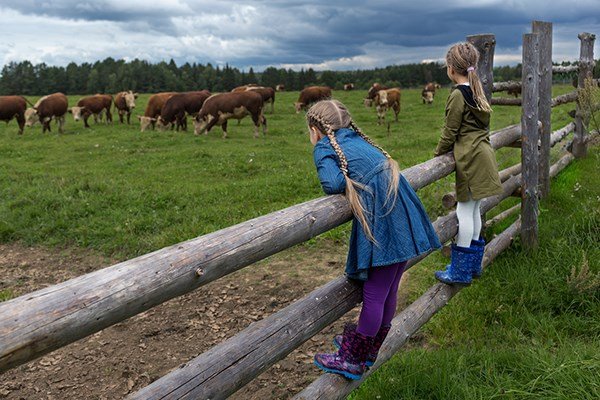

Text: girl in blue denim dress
xmin=307 ymin=100 xmax=441 ymax=380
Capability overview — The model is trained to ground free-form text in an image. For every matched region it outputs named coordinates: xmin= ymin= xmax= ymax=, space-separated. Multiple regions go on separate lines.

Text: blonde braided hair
xmin=307 ymin=100 xmax=402 ymax=242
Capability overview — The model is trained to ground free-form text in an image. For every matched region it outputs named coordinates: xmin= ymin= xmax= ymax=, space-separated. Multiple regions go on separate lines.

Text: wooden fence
xmin=0 ymin=21 xmax=596 ymax=400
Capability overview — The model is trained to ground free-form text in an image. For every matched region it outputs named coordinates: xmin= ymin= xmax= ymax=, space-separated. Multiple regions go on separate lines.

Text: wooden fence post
xmin=521 ymin=33 xmax=540 ymax=249
xmin=532 ymin=21 xmax=553 ymax=198
xmin=573 ymin=32 xmax=596 ymax=158
xmin=467 ymin=34 xmax=496 ymax=102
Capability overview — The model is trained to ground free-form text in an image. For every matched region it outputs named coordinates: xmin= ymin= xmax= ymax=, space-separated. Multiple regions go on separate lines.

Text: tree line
xmin=0 ymin=57 xmax=597 ymax=96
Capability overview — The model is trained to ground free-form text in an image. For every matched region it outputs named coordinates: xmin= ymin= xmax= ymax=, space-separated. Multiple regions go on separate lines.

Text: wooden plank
xmin=467 ymin=34 xmax=495 ymax=102
xmin=293 ymin=218 xmax=522 ymax=400
xmin=573 ymin=32 xmax=596 ymax=158
xmin=0 ymin=123 xmax=523 ymax=373
xmin=128 ymin=171 xmax=526 ymax=400
xmin=533 ymin=21 xmax=553 ymax=198
xmin=552 ymin=65 xmax=579 ymax=73
xmin=520 ymin=32 xmax=540 ymax=250
xmin=491 ymin=97 xmax=522 ymax=106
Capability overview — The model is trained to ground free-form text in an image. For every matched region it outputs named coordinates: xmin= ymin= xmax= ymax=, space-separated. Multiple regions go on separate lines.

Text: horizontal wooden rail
xmin=485 ymin=203 xmax=520 ymax=228
xmin=552 ymin=65 xmax=579 ymax=73
xmin=128 ymin=169 xmax=526 ymax=399
xmin=0 ymin=124 xmax=521 ymax=374
xmin=294 ymin=217 xmax=522 ymax=400
xmin=492 ymin=81 xmax=521 ymax=93
xmin=491 ymin=97 xmax=522 ymax=106
xmin=551 ymin=90 xmax=578 ymax=107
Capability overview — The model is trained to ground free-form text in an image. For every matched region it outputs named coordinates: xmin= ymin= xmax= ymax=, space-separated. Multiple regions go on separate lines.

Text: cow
xmin=114 ymin=90 xmax=138 ymax=124
xmin=24 ymin=93 xmax=68 ymax=133
xmin=69 ymin=94 xmax=113 ymax=128
xmin=295 ymin=86 xmax=332 ymax=113
xmin=0 ymin=96 xmax=28 ymax=134
xmin=422 ymin=82 xmax=441 ymax=105
xmin=247 ymin=86 xmax=276 ymax=113
xmin=343 ymin=83 xmax=354 ymax=91
xmin=231 ymin=84 xmax=260 ymax=93
xmin=193 ymin=91 xmax=267 ymax=139
xmin=364 ymin=83 xmax=388 ymax=107
xmin=137 ymin=92 xmax=177 ymax=132
xmin=275 ymin=84 xmax=285 ymax=92
xmin=507 ymin=86 xmax=521 ymax=98
xmin=373 ymin=88 xmax=401 ymax=125
xmin=156 ymin=90 xmax=211 ymax=132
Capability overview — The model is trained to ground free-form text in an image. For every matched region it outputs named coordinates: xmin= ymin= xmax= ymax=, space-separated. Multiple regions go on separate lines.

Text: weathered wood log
xmin=492 ymin=81 xmax=521 ymax=93
xmin=485 ymin=204 xmax=520 ymax=228
xmin=552 ymin=65 xmax=579 ymax=73
xmin=467 ymin=34 xmax=495 ymax=102
xmin=0 ymin=121 xmax=523 ymax=373
xmin=549 ymin=152 xmax=575 ymax=177
xmin=551 ymin=90 xmax=578 ymax=107
xmin=293 ymin=218 xmax=522 ymax=400
xmin=550 ymin=121 xmax=575 ymax=147
xmin=573 ymin=32 xmax=596 ymax=158
xmin=128 ymin=171 xmax=527 ymax=400
xmin=491 ymin=97 xmax=522 ymax=106
xmin=521 ymin=32 xmax=540 ymax=250
xmin=534 ymin=21 xmax=553 ymax=198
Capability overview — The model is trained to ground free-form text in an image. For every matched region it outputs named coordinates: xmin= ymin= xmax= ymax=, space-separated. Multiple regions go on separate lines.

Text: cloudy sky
xmin=1 ymin=1 xmax=599 ymax=71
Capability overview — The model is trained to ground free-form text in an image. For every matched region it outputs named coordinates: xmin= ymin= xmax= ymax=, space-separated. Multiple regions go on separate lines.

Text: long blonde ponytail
xmin=447 ymin=42 xmax=492 ymax=113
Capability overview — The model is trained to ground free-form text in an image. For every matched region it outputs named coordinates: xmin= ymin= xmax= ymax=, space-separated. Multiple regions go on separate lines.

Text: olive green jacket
xmin=434 ymin=86 xmax=503 ymax=202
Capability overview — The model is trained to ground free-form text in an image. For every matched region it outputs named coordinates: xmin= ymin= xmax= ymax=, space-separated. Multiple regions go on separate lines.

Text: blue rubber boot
xmin=470 ymin=237 xmax=485 ymax=278
xmin=434 ymin=244 xmax=478 ymax=285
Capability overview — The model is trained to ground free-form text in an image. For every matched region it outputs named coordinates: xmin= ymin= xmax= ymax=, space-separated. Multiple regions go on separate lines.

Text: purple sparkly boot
xmin=314 ymin=324 xmax=372 ymax=380
xmin=333 ymin=324 xmax=390 ymax=367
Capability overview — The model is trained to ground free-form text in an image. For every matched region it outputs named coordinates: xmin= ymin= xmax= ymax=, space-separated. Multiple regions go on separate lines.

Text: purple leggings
xmin=356 ymin=262 xmax=407 ymax=337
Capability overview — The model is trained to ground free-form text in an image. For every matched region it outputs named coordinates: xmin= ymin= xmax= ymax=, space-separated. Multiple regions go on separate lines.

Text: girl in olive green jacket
xmin=434 ymin=42 xmax=503 ymax=285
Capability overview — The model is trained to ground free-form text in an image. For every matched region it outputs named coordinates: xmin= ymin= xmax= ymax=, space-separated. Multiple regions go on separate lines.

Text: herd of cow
xmin=0 ymin=82 xmax=444 ymax=137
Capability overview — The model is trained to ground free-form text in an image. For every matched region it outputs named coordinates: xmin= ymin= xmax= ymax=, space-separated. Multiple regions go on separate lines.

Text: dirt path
xmin=0 ymin=241 xmax=412 ymax=399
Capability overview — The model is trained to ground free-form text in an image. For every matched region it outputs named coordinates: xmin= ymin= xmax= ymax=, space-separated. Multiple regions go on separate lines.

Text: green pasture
xmin=0 ymin=86 xmax=576 ymax=258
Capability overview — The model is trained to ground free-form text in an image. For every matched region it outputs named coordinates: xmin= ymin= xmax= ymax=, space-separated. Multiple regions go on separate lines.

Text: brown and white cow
xmin=231 ymin=84 xmax=260 ymax=93
xmin=114 ymin=90 xmax=138 ymax=124
xmin=364 ymin=83 xmax=388 ymax=107
xmin=0 ymin=96 xmax=28 ymax=134
xmin=24 ymin=93 xmax=68 ymax=133
xmin=156 ymin=90 xmax=211 ymax=131
xmin=275 ymin=84 xmax=285 ymax=92
xmin=246 ymin=86 xmax=276 ymax=113
xmin=343 ymin=83 xmax=354 ymax=91
xmin=373 ymin=88 xmax=401 ymax=125
xmin=193 ymin=91 xmax=266 ymax=138
xmin=69 ymin=94 xmax=113 ymax=127
xmin=295 ymin=86 xmax=332 ymax=113
xmin=422 ymin=82 xmax=441 ymax=104
xmin=507 ymin=86 xmax=521 ymax=98
xmin=137 ymin=92 xmax=177 ymax=132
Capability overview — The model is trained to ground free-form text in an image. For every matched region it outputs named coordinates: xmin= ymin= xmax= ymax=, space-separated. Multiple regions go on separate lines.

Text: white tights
xmin=456 ymin=198 xmax=482 ymax=248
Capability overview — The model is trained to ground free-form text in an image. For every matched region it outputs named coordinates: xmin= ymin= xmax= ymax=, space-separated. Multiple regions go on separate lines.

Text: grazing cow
xmin=193 ymin=91 xmax=267 ymax=138
xmin=343 ymin=83 xmax=354 ymax=91
xmin=0 ymin=96 xmax=27 ymax=134
xmin=69 ymin=94 xmax=113 ymax=128
xmin=507 ymin=86 xmax=521 ymax=98
xmin=275 ymin=84 xmax=285 ymax=92
xmin=373 ymin=88 xmax=401 ymax=125
xmin=24 ymin=93 xmax=68 ymax=133
xmin=422 ymin=82 xmax=441 ymax=105
xmin=247 ymin=86 xmax=276 ymax=113
xmin=137 ymin=92 xmax=177 ymax=132
xmin=295 ymin=86 xmax=332 ymax=113
xmin=365 ymin=83 xmax=388 ymax=107
xmin=231 ymin=84 xmax=260 ymax=93
xmin=114 ymin=90 xmax=138 ymax=124
xmin=156 ymin=90 xmax=211 ymax=131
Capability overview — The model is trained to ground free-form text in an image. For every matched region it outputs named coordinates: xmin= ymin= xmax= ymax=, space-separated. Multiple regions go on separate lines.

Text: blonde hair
xmin=446 ymin=42 xmax=492 ymax=113
xmin=306 ymin=100 xmax=400 ymax=242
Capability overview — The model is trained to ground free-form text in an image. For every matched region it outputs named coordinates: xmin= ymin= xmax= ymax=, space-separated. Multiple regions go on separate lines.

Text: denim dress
xmin=314 ymin=128 xmax=442 ymax=281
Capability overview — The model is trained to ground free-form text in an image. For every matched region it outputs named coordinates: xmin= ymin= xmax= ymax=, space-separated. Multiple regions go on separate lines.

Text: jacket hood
xmin=455 ymin=85 xmax=490 ymax=127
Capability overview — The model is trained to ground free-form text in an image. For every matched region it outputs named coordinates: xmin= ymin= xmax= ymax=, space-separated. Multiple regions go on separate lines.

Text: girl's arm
xmin=434 ymin=90 xmax=465 ymax=156
xmin=313 ymin=144 xmax=346 ymax=194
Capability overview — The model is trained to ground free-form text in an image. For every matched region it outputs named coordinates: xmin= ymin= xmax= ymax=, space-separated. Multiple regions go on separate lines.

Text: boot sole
xmin=314 ymin=359 xmax=362 ymax=380
xmin=434 ymin=276 xmax=472 ymax=285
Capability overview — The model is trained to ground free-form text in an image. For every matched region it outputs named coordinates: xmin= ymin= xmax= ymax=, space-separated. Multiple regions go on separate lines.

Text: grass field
xmin=0 ymin=86 xmax=597 ymax=399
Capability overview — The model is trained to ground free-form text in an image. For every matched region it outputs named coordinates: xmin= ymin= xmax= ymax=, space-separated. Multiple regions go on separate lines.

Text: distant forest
xmin=0 ymin=57 xmax=596 ymax=96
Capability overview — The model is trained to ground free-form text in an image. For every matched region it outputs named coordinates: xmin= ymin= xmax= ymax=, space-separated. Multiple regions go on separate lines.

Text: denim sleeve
xmin=313 ymin=144 xmax=346 ymax=195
